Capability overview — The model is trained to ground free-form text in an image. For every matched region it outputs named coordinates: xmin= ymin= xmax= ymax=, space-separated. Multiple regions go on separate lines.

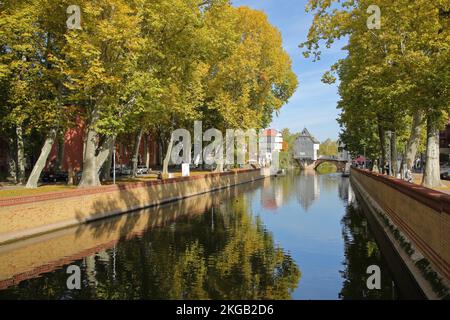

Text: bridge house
xmin=293 ymin=128 xmax=320 ymax=161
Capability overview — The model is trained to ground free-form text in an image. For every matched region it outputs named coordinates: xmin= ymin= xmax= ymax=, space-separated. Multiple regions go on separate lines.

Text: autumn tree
xmin=144 ymin=1 xmax=297 ymax=175
xmin=301 ymin=0 xmax=450 ymax=186
xmin=1 ymin=0 xmax=297 ymax=186
xmin=139 ymin=0 xmax=207 ymax=177
xmin=56 ymin=0 xmax=144 ymax=187
xmin=198 ymin=5 xmax=298 ymax=172
xmin=0 ymin=0 xmax=72 ymax=187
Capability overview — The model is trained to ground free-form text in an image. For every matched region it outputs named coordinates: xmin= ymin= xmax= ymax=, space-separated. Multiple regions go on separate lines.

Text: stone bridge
xmin=296 ymin=158 xmax=348 ymax=172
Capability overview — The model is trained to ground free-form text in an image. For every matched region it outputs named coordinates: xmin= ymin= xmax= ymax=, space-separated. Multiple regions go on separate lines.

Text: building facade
xmin=293 ymin=128 xmax=320 ymax=161
xmin=45 ymin=124 xmax=161 ymax=174
xmin=439 ymin=120 xmax=450 ymax=162
xmin=0 ymin=118 xmax=161 ymax=183
xmin=259 ymin=129 xmax=283 ymax=165
xmin=337 ymin=139 xmax=352 ymax=162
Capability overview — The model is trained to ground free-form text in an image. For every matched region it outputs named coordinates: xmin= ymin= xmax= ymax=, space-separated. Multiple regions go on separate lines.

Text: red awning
xmin=354 ymin=156 xmax=366 ymax=163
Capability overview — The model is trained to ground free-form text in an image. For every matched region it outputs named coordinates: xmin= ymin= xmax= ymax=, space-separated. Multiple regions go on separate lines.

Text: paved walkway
xmin=412 ymin=173 xmax=450 ymax=195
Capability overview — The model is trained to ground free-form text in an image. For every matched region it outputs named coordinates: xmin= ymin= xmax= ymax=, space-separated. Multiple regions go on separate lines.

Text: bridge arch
xmin=295 ymin=158 xmax=348 ymax=172
xmin=313 ymin=159 xmax=347 ymax=172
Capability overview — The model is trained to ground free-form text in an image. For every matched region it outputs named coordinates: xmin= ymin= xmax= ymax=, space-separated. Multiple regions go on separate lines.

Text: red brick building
xmin=0 ymin=119 xmax=161 ymax=182
xmin=45 ymin=120 xmax=161 ymax=173
xmin=439 ymin=120 xmax=450 ymax=162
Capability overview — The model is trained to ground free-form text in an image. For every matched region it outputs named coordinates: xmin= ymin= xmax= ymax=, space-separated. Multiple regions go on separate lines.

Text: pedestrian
xmin=372 ymin=160 xmax=379 ymax=173
xmin=404 ymin=168 xmax=413 ymax=183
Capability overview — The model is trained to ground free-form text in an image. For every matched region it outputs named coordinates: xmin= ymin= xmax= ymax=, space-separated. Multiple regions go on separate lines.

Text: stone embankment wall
xmin=0 ymin=169 xmax=265 ymax=244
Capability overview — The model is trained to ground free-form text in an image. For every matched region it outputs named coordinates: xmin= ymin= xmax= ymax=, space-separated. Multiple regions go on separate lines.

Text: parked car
xmin=110 ymin=167 xmax=122 ymax=176
xmin=41 ymin=171 xmax=68 ymax=183
xmin=41 ymin=172 xmax=56 ymax=183
xmin=120 ymin=166 xmax=132 ymax=176
xmin=136 ymin=165 xmax=149 ymax=175
xmin=56 ymin=171 xmax=69 ymax=182
xmin=441 ymin=170 xmax=450 ymax=181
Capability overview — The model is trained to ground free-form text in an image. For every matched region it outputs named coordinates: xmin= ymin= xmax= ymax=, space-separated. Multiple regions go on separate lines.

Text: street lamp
xmin=113 ymin=145 xmax=116 ymax=185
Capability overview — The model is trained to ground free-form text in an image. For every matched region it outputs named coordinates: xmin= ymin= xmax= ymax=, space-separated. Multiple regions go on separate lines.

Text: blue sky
xmin=232 ymin=0 xmax=348 ymax=141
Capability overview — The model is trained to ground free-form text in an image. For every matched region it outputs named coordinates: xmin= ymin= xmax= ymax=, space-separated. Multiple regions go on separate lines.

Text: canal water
xmin=0 ymin=171 xmax=399 ymax=299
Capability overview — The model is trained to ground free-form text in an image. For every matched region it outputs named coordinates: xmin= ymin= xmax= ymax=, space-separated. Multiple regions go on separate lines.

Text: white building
xmin=337 ymin=139 xmax=352 ymax=162
xmin=259 ymin=129 xmax=283 ymax=166
xmin=293 ymin=128 xmax=320 ymax=161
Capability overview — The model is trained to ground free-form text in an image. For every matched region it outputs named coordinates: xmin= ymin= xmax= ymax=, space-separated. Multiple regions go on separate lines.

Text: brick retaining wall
xmin=351 ymin=168 xmax=450 ymax=283
xmin=0 ymin=182 xmax=254 ymax=289
xmin=0 ymin=169 xmax=265 ymax=244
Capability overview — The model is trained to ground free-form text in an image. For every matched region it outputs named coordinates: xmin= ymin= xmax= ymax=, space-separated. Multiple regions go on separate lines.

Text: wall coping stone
xmin=0 ymin=169 xmax=259 ymax=208
xmin=352 ymin=168 xmax=450 ymax=215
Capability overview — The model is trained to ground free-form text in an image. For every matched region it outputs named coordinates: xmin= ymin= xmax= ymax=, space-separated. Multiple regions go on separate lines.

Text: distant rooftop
xmin=299 ymin=128 xmax=320 ymax=144
xmin=261 ymin=129 xmax=280 ymax=137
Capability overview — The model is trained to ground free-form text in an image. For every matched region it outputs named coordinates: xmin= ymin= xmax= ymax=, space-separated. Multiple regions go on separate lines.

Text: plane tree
xmin=301 ymin=0 xmax=450 ymax=186
xmin=0 ymin=0 xmax=73 ymax=187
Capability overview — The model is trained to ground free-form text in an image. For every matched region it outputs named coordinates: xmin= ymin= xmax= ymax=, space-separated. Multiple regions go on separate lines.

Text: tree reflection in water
xmin=1 ymin=172 xmax=403 ymax=300
xmin=338 ymin=198 xmax=397 ymax=300
xmin=0 ymin=195 xmax=300 ymax=300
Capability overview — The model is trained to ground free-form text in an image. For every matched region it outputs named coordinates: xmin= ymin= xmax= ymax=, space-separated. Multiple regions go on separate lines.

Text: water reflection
xmin=338 ymin=176 xmax=396 ymax=299
xmin=261 ymin=170 xmax=320 ymax=212
xmin=296 ymin=171 xmax=320 ymax=211
xmin=0 ymin=181 xmax=300 ymax=300
xmin=338 ymin=177 xmax=354 ymax=205
xmin=0 ymin=171 xmax=400 ymax=300
xmin=339 ymin=201 xmax=398 ymax=299
xmin=254 ymin=172 xmax=397 ymax=299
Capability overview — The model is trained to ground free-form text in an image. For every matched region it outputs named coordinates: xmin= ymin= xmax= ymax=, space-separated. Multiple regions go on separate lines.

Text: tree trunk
xmin=79 ymin=106 xmax=116 ymax=189
xmin=67 ymin=165 xmax=74 ymax=185
xmin=399 ymin=154 xmax=405 ymax=179
xmin=215 ymin=162 xmax=224 ymax=173
xmin=82 ymin=125 xmax=88 ymax=162
xmin=144 ymin=134 xmax=150 ymax=169
xmin=16 ymin=125 xmax=26 ymax=184
xmin=405 ymin=110 xmax=423 ymax=170
xmin=162 ymin=135 xmax=174 ymax=177
xmin=132 ymin=128 xmax=144 ymax=178
xmin=214 ymin=141 xmax=224 ymax=173
xmin=79 ymin=127 xmax=100 ymax=187
xmin=101 ymin=137 xmax=115 ymax=181
xmin=390 ymin=130 xmax=398 ymax=177
xmin=158 ymin=140 xmax=162 ymax=166
xmin=377 ymin=124 xmax=386 ymax=174
xmin=6 ymin=137 xmax=17 ymax=183
xmin=101 ymin=151 xmax=112 ymax=181
xmin=422 ymin=115 xmax=443 ymax=188
xmin=96 ymin=136 xmax=115 ymax=172
xmin=158 ymin=135 xmax=165 ymax=167
xmin=25 ymin=129 xmax=57 ymax=189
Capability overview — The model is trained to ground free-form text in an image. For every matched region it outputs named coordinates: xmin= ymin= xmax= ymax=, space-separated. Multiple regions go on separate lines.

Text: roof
xmin=261 ymin=129 xmax=280 ymax=137
xmin=299 ymin=128 xmax=320 ymax=144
